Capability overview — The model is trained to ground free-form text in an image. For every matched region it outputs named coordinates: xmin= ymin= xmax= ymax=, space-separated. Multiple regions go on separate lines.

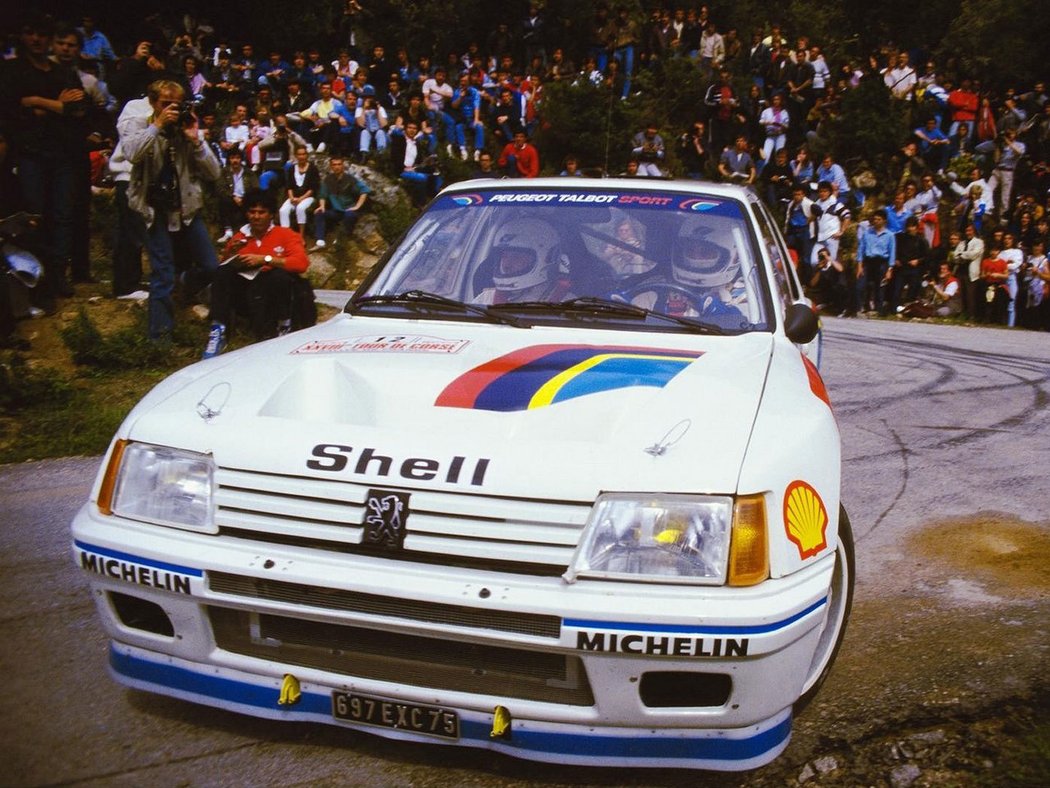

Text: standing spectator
xmin=812 ymin=180 xmax=851 ymax=267
xmin=698 ymin=21 xmax=725 ymax=81
xmin=885 ymin=189 xmax=911 ymax=234
xmin=1 ymin=15 xmax=90 ymax=307
xmin=947 ymin=79 xmax=978 ymax=144
xmin=783 ymin=184 xmax=817 ymax=273
xmin=216 ymin=149 xmax=259 ymax=243
xmin=611 ymin=6 xmax=640 ymax=99
xmin=704 ymin=69 xmax=741 ymax=155
xmin=915 ymin=173 xmax=943 ymax=247
xmin=108 ymin=94 xmax=153 ymax=300
xmin=76 ymin=16 xmax=115 ymax=78
xmin=450 ymin=72 xmax=484 ymax=161
xmin=759 ymin=92 xmax=790 ymax=165
xmin=312 ymin=154 xmax=369 ymax=249
xmin=986 ymin=128 xmax=1025 ymax=220
xmin=956 ymin=222 xmax=986 ymax=317
xmin=856 ymin=209 xmax=896 ymax=314
xmin=205 ymin=189 xmax=310 ymax=358
xmin=631 ymin=123 xmax=665 ymax=177
xmin=498 ymin=128 xmax=540 ymax=178
xmin=783 ymin=48 xmax=814 ymax=146
xmin=1000 ymin=231 xmax=1025 ymax=327
xmin=885 ymin=51 xmax=917 ymax=102
xmin=891 ymin=215 xmax=930 ymax=314
xmin=977 ymin=242 xmax=1009 ymax=323
xmin=521 ymin=4 xmax=547 ymax=69
xmin=122 ymin=79 xmax=221 ymax=340
xmin=585 ymin=4 xmax=612 ymax=73
xmin=278 ymin=144 xmax=319 ymax=239
xmin=678 ymin=120 xmax=708 ymax=180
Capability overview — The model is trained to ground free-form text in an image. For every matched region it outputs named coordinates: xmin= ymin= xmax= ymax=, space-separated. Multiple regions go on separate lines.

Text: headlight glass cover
xmin=111 ymin=443 xmax=215 ymax=532
xmin=565 ymin=493 xmax=733 ymax=584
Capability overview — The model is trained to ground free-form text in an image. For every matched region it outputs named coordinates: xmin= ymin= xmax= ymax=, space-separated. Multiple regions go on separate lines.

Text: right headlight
xmin=99 ymin=440 xmax=216 ymax=533
xmin=564 ymin=492 xmax=768 ymax=586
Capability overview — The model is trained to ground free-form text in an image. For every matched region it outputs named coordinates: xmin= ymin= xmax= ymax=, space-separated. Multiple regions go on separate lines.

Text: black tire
xmin=795 ymin=504 xmax=855 ymax=712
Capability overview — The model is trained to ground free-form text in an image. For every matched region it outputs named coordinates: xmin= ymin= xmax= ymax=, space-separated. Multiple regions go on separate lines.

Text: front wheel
xmin=795 ymin=504 xmax=855 ymax=711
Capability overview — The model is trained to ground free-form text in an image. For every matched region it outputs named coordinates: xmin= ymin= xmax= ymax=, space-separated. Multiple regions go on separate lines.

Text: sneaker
xmin=276 ymin=319 xmax=292 ymax=336
xmin=473 ymin=149 xmax=481 ymax=161
xmin=313 ymin=238 xmax=327 ymax=249
xmin=216 ymin=228 xmax=233 ymax=244
xmin=460 ymin=148 xmax=469 ymax=161
xmin=116 ymin=289 xmax=149 ymax=301
xmin=446 ymin=143 xmax=453 ymax=156
xmin=316 ymin=142 xmax=326 ymax=153
xmin=202 ymin=323 xmax=227 ymax=359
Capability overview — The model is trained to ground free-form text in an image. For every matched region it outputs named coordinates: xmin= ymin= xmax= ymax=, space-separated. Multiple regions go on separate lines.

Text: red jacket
xmin=947 ymin=89 xmax=978 ymax=122
xmin=498 ymin=142 xmax=540 ymax=178
xmin=224 ymin=224 xmax=309 ymax=274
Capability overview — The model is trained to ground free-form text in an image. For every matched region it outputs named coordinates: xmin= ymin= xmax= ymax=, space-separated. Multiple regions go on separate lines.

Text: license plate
xmin=332 ymin=691 xmax=460 ymax=739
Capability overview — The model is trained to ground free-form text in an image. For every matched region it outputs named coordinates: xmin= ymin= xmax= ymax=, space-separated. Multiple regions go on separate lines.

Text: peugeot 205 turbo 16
xmin=72 ymin=178 xmax=853 ymax=772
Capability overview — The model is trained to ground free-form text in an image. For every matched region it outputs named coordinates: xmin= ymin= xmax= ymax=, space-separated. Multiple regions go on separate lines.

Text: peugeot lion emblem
xmin=363 ymin=489 xmax=410 ymax=549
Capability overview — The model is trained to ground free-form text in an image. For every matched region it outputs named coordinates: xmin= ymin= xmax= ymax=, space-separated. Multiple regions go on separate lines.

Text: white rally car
xmin=72 ymin=178 xmax=853 ymax=772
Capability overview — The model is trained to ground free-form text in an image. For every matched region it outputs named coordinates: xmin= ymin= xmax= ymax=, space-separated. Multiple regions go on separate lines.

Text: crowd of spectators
xmin=1 ymin=3 xmax=1049 ymax=352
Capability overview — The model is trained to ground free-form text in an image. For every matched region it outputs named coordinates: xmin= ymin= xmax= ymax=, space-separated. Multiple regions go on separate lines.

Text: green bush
xmin=60 ymin=308 xmax=199 ymax=370
xmin=0 ymin=352 xmax=72 ymax=413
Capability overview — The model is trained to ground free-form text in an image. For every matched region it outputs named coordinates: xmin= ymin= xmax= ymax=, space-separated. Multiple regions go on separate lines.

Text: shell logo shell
xmin=783 ymin=481 xmax=829 ymax=559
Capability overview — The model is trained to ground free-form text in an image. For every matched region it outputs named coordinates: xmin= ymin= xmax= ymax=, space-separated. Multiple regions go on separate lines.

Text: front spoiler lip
xmin=109 ymin=641 xmax=793 ymax=772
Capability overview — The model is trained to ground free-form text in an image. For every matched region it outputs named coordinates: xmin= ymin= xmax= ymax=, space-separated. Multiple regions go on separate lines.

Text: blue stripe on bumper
xmin=75 ymin=540 xmax=204 ymax=578
xmin=110 ymin=646 xmax=791 ymax=763
xmin=564 ymin=595 xmax=827 ymax=636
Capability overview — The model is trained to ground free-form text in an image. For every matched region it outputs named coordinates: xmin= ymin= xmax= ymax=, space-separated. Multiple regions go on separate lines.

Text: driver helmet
xmin=672 ymin=225 xmax=736 ymax=288
xmin=491 ymin=218 xmax=560 ymax=292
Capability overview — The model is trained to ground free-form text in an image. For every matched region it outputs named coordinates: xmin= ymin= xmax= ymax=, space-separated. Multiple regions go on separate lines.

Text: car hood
xmin=126 ymin=314 xmax=773 ymax=500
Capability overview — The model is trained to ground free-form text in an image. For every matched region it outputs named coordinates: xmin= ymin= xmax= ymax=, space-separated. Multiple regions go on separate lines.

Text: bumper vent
xmin=210 ymin=607 xmax=594 ymax=706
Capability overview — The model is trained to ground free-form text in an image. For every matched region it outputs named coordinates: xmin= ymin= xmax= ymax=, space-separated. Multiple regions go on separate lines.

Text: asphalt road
xmin=2 ymin=317 xmax=1048 ymax=787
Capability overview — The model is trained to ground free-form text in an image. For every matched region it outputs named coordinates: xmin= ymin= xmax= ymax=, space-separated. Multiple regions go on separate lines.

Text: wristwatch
xmin=263 ymin=255 xmax=273 ymax=265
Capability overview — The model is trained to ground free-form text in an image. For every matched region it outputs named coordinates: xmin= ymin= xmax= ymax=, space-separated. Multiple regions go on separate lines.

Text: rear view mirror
xmin=784 ymin=302 xmax=819 ymax=344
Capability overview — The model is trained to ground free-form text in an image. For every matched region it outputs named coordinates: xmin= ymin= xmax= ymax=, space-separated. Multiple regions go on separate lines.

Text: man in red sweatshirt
xmin=498 ymin=130 xmax=540 ymax=178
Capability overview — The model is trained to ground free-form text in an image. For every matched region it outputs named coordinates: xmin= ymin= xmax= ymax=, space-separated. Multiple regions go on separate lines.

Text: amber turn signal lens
xmin=97 ymin=439 xmax=129 ymax=515
xmin=728 ymin=494 xmax=769 ymax=586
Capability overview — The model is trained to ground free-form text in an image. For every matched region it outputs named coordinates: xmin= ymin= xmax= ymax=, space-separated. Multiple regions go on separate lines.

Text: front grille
xmin=209 ymin=572 xmax=561 ymax=639
xmin=214 ymin=467 xmax=592 ymax=574
xmin=210 ymin=607 xmax=594 ymax=706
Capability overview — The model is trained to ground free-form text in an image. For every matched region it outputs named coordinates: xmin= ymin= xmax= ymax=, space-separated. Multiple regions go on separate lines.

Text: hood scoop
xmin=258 ymin=359 xmax=377 ymax=425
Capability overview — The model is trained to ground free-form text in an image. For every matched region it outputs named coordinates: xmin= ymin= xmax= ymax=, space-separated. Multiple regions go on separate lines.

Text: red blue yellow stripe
xmin=436 ymin=344 xmax=703 ymax=412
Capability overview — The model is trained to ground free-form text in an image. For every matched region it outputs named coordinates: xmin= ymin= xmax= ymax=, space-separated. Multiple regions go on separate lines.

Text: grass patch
xmin=0 ymin=366 xmax=167 ymax=463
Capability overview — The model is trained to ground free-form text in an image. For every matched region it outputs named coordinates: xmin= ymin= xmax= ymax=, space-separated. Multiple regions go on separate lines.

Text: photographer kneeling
xmin=204 ymin=189 xmax=310 ymax=359
xmin=123 ymin=80 xmax=221 ymax=341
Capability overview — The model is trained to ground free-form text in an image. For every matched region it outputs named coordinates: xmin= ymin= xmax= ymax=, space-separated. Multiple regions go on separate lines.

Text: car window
xmin=750 ymin=201 xmax=796 ymax=311
xmin=360 ymin=189 xmax=772 ymax=333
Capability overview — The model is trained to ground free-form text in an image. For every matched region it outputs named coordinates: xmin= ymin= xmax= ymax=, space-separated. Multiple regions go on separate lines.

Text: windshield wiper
xmin=489 ymin=296 xmax=724 ymax=334
xmin=350 ymin=290 xmax=530 ymax=327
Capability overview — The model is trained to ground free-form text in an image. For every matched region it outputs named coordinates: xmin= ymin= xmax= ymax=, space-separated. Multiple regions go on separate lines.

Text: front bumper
xmin=73 ymin=505 xmax=835 ymax=771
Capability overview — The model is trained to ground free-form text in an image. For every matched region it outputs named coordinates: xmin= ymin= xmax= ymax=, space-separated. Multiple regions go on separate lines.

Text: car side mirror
xmin=784 ymin=302 xmax=819 ymax=344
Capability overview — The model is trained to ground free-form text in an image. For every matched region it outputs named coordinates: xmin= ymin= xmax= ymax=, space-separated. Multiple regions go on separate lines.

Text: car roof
xmin=442 ymin=177 xmax=760 ymax=203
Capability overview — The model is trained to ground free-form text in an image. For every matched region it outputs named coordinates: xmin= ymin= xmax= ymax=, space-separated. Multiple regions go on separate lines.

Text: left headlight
xmin=565 ymin=493 xmax=733 ymax=585
xmin=100 ymin=441 xmax=216 ymax=533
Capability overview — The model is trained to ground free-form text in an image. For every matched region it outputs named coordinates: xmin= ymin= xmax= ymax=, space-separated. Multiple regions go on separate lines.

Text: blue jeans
xmin=137 ymin=213 xmax=218 ymax=339
xmin=314 ymin=205 xmax=361 ymax=240
xmin=454 ymin=119 xmax=485 ymax=151
xmin=613 ymin=45 xmax=635 ymax=98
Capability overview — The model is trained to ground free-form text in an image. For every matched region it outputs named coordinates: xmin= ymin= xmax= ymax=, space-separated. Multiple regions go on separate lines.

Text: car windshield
xmin=355 ymin=187 xmax=772 ymax=333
